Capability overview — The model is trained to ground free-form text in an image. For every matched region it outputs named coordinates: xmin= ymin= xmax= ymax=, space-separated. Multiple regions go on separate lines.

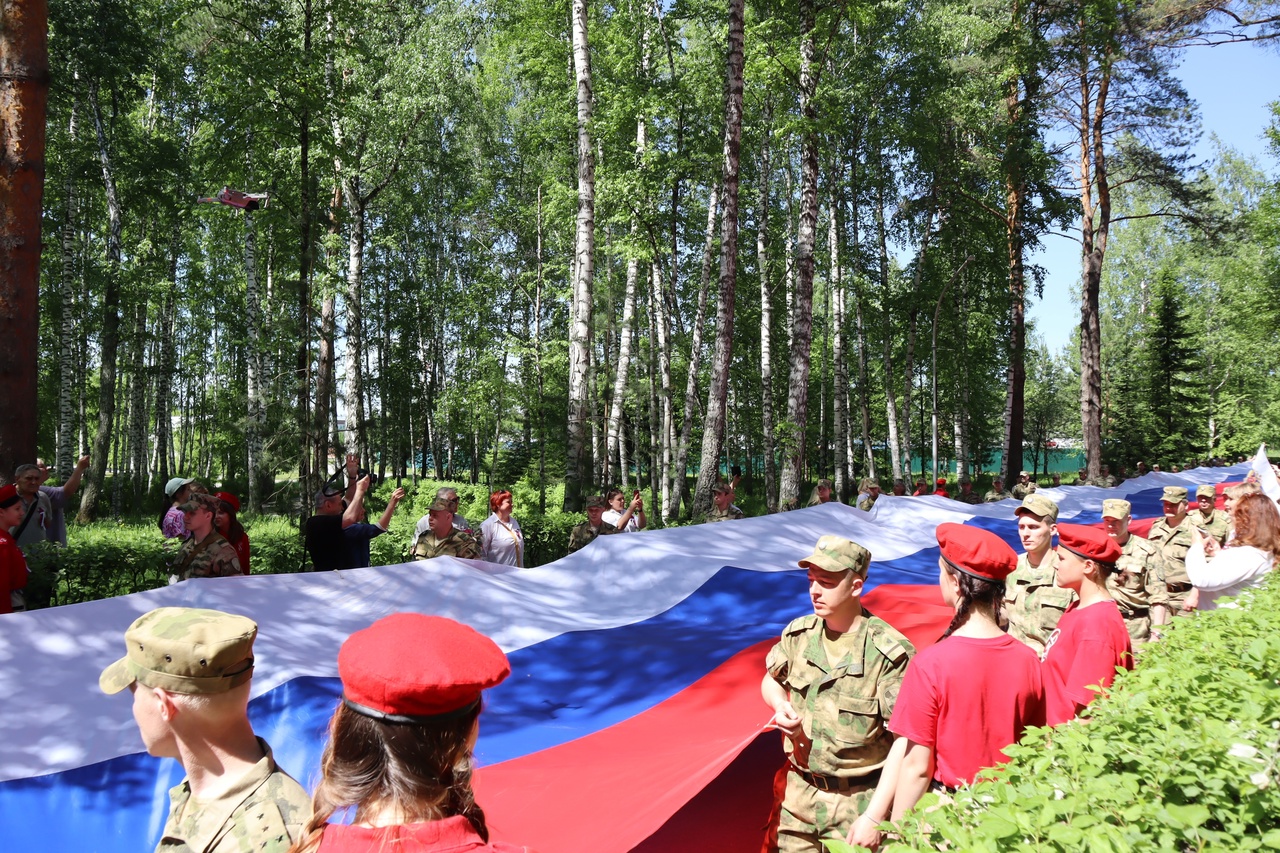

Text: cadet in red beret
xmin=294 ymin=613 xmax=531 ymax=853
xmin=213 ymin=492 xmax=251 ymax=575
xmin=889 ymin=523 xmax=1045 ymax=820
xmin=1042 ymin=523 xmax=1134 ymax=726
xmin=0 ymin=484 xmax=29 ymax=614
xmin=932 ymin=478 xmax=949 ymax=498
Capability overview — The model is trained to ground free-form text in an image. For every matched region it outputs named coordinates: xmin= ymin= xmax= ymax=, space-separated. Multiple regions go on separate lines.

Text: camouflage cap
xmin=798 ymin=535 xmax=872 ymax=578
xmin=1161 ymin=486 xmax=1189 ymax=503
xmin=584 ymin=495 xmax=607 ymax=509
xmin=1014 ymin=492 xmax=1059 ymax=522
xmin=1101 ymin=499 xmax=1131 ymax=519
xmin=1196 ymin=485 xmax=1215 ymax=498
xmin=712 ymin=481 xmax=734 ymax=495
xmin=99 ymin=607 xmax=256 ymax=695
xmin=178 ymin=492 xmax=220 ymax=514
xmin=428 ymin=497 xmax=454 ymax=513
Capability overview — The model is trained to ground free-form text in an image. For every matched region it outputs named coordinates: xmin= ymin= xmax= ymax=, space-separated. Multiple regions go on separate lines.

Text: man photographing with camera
xmin=304 ymin=453 xmax=370 ymax=571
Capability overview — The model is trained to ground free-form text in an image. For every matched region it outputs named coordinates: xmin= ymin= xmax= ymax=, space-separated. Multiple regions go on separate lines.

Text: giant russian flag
xmin=0 ymin=465 xmax=1246 ymax=852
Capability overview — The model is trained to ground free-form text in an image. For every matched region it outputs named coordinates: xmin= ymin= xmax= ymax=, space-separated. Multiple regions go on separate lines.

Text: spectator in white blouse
xmin=1188 ymin=493 xmax=1279 ymax=611
xmin=479 ymin=490 xmax=524 ymax=567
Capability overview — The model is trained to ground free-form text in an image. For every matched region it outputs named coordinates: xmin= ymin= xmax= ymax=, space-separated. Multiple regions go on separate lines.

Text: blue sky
xmin=1027 ymin=42 xmax=1280 ymax=354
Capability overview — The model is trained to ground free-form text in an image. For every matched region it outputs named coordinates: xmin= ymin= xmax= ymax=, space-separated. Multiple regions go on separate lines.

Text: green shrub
xmin=827 ymin=575 xmax=1280 ymax=852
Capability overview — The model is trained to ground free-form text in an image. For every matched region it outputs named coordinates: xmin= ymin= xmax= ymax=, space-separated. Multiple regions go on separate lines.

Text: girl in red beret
xmin=1042 ymin=523 xmax=1133 ymax=726
xmin=889 ymin=523 xmax=1045 ymax=821
xmin=213 ymin=492 xmax=251 ymax=576
xmin=291 ymin=613 xmax=529 ymax=853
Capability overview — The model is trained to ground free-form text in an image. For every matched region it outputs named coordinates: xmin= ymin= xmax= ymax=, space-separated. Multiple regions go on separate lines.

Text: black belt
xmin=929 ymin=780 xmax=957 ymax=795
xmin=790 ymin=764 xmax=881 ymax=793
xmin=1119 ymin=606 xmax=1149 ymax=618
xmin=1166 ymin=582 xmax=1193 ymax=593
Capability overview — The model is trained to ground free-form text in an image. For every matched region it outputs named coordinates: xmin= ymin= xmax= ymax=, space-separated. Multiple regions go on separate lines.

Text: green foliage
xmin=885 ymin=576 xmax=1280 ymax=852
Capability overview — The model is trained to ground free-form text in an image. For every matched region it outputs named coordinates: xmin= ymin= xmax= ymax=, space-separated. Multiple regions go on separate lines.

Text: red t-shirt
xmin=1042 ymin=599 xmax=1133 ymax=726
xmin=318 ymin=816 xmax=531 ymax=852
xmin=233 ymin=535 xmax=251 ymax=575
xmin=0 ymin=532 xmax=28 ymax=615
xmin=888 ymin=633 xmax=1045 ymax=787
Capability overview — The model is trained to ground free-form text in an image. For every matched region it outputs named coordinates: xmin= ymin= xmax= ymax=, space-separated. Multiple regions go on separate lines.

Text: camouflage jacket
xmin=856 ymin=495 xmax=877 ymax=511
xmin=704 ymin=504 xmax=746 ymax=523
xmin=1107 ymin=533 xmax=1167 ymax=614
xmin=954 ymin=491 xmax=982 ymax=506
xmin=1191 ymin=509 xmax=1231 ymax=547
xmin=765 ymin=613 xmax=913 ymax=777
xmin=411 ymin=528 xmax=481 ymax=561
xmin=1011 ymin=483 xmax=1036 ymax=500
xmin=983 ymin=489 xmax=1012 ymax=503
xmin=173 ymin=533 xmax=241 ymax=581
xmin=1004 ymin=550 xmax=1075 ymax=657
xmin=1147 ymin=517 xmax=1197 ymax=586
xmin=566 ymin=521 xmax=618 ymax=553
xmin=157 ymin=738 xmax=310 ymax=853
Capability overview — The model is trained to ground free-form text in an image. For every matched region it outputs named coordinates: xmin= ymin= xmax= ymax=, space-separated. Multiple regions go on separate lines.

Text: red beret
xmin=1056 ymin=523 xmax=1121 ymax=565
xmin=0 ymin=483 xmax=18 ymax=508
xmin=214 ymin=491 xmax=240 ymax=513
xmin=339 ymin=613 xmax=510 ymax=720
xmin=936 ymin=522 xmax=1016 ymax=582
xmin=935 ymin=478 xmax=947 ymax=486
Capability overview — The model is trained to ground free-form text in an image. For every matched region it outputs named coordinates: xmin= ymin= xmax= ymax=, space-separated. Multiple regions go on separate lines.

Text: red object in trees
xmin=197 ymin=186 xmax=269 ymax=211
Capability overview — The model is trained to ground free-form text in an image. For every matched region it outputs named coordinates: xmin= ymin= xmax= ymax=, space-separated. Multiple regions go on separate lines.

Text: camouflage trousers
xmin=1122 ymin=614 xmax=1151 ymax=645
xmin=761 ymin=764 xmax=878 ymax=853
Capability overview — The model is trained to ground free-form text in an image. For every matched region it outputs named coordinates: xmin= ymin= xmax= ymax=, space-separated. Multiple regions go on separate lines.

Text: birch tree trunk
xmin=757 ymin=116 xmax=778 ymax=512
xmin=78 ymin=80 xmax=122 ymax=521
xmin=564 ymin=0 xmax=595 ymax=511
xmin=902 ymin=203 xmax=933 ymax=483
xmin=245 ymin=208 xmax=265 ymax=511
xmin=829 ymin=186 xmax=848 ymax=499
xmin=672 ymin=183 xmax=717 ymax=517
xmin=777 ymin=0 xmax=818 ymax=510
xmin=342 ymin=181 xmax=366 ymax=468
xmin=651 ymin=263 xmax=674 ymax=517
xmin=690 ymin=0 xmax=743 ymax=520
xmin=874 ymin=180 xmax=902 ymax=482
xmin=153 ymin=223 xmax=179 ymax=492
xmin=57 ymin=96 xmax=78 ymax=479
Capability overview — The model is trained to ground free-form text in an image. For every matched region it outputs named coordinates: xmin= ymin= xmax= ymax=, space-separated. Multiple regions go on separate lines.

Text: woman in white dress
xmin=479 ymin=490 xmax=524 ymax=567
xmin=1188 ymin=492 xmax=1278 ymax=610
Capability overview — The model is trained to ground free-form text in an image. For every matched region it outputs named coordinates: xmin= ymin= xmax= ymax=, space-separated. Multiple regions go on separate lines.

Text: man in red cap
xmin=1042 ymin=524 xmax=1133 ymax=725
xmin=889 ymin=523 xmax=1044 ymax=822
xmin=760 ymin=536 xmax=913 ymax=852
xmin=0 ymin=485 xmax=30 ymax=613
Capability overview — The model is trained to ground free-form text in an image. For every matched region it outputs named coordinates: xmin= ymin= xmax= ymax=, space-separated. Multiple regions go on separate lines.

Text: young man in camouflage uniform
xmin=1100 ymin=499 xmax=1167 ymax=644
xmin=1004 ymin=494 xmax=1075 ymax=657
xmin=983 ymin=476 xmax=1012 ymax=503
xmin=705 ymin=481 xmax=747 ymax=522
xmin=1010 ymin=471 xmax=1036 ymax=500
xmin=1190 ymin=485 xmax=1231 ymax=546
xmin=171 ymin=493 xmax=242 ymax=581
xmin=567 ymin=495 xmax=619 ymax=552
xmin=761 ymin=535 xmax=913 ymax=852
xmin=99 ymin=607 xmax=311 ymax=852
xmin=954 ymin=477 xmax=982 ymax=505
xmin=1148 ymin=486 xmax=1199 ymax=631
xmin=409 ymin=497 xmax=481 ymax=560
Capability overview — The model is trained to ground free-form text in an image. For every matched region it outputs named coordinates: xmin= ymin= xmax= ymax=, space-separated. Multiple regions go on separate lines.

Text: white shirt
xmin=1187 ymin=541 xmax=1273 ymax=610
xmin=480 ymin=513 xmax=523 ymax=567
xmin=601 ymin=508 xmax=638 ymax=533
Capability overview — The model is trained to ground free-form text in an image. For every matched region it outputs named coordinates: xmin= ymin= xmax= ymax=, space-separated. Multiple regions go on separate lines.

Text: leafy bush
xmin=827 ymin=575 xmax=1280 ymax=852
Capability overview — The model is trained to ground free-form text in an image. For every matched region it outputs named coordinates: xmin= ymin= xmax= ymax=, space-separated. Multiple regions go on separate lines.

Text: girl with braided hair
xmin=290 ymin=614 xmax=531 ymax=853
xmin=888 ymin=524 xmax=1045 ymax=820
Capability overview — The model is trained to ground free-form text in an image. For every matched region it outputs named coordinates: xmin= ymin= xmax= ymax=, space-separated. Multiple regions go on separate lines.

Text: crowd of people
xmin=3 ymin=450 xmax=1276 ymax=851
xmin=760 ymin=480 xmax=1280 ymax=851
xmin=83 ymin=470 xmax=1278 ymax=853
